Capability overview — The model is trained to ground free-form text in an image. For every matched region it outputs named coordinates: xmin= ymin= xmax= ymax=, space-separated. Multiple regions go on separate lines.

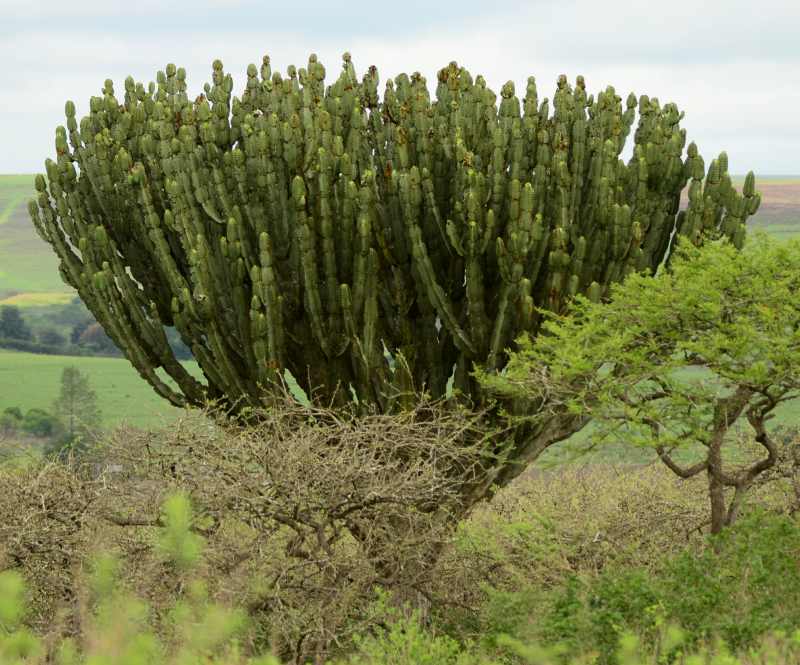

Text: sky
xmin=0 ymin=0 xmax=798 ymax=175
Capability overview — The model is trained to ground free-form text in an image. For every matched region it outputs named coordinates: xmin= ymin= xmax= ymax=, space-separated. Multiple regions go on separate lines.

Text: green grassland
xmin=0 ymin=175 xmax=69 ymax=298
xmin=0 ymin=349 xmax=202 ymax=428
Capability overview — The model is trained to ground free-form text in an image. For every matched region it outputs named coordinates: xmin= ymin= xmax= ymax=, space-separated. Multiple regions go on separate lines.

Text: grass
xmin=0 ymin=349 xmax=202 ymax=428
xmin=0 ymin=195 xmax=26 ymax=226
xmin=0 ymin=175 xmax=69 ymax=297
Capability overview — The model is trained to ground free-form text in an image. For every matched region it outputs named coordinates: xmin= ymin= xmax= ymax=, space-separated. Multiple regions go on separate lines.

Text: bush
xmin=0 ymin=305 xmax=32 ymax=341
xmin=20 ymin=408 xmax=61 ymax=438
xmin=0 ymin=336 xmax=68 ymax=355
xmin=3 ymin=407 xmax=800 ymax=664
xmin=0 ymin=408 xmax=23 ymax=436
xmin=0 ymin=461 xmax=97 ymax=631
xmin=3 ymin=558 xmax=800 ymax=665
xmin=432 ymin=464 xmax=710 ymax=642
xmin=0 ymin=399 xmax=490 ymax=662
xmin=529 ymin=511 xmax=800 ymax=663
xmin=430 ymin=461 xmax=800 ymax=663
xmin=662 ymin=511 xmax=800 ymax=650
xmin=77 ymin=322 xmax=121 ymax=355
xmin=346 ymin=600 xmax=463 ymax=665
xmin=37 ymin=328 xmax=66 ymax=348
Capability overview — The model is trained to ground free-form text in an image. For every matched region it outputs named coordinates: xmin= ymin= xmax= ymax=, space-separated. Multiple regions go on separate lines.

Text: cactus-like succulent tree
xmin=30 ymin=54 xmax=760 ymax=421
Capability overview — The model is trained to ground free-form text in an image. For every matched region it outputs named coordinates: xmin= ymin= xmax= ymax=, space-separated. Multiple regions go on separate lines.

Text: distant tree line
xmin=0 ymin=301 xmax=192 ymax=360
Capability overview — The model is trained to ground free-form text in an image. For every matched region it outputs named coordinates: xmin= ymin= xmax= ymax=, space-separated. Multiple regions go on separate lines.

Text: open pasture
xmin=0 ymin=349 xmax=202 ymax=428
xmin=0 ymin=175 xmax=70 ymax=298
xmin=0 ymin=292 xmax=76 ymax=308
xmin=740 ymin=177 xmax=800 ymax=239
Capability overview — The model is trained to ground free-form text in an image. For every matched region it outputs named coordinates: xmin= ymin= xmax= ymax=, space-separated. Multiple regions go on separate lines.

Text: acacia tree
xmin=480 ymin=237 xmax=800 ymax=533
xmin=29 ymin=53 xmax=760 ymax=499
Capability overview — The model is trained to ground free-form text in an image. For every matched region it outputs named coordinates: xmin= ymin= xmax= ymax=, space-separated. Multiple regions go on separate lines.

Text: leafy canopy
xmin=480 ymin=235 xmax=800 ymax=452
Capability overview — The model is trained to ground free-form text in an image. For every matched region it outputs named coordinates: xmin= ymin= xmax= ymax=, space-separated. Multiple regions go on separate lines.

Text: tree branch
xmin=655 ymin=446 xmax=708 ymax=478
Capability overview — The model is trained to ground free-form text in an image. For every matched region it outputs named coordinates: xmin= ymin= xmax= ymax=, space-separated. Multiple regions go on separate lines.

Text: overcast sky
xmin=1 ymin=0 xmax=797 ymax=175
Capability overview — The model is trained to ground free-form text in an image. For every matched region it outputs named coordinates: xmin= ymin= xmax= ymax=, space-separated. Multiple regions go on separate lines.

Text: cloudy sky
xmin=1 ymin=0 xmax=797 ymax=175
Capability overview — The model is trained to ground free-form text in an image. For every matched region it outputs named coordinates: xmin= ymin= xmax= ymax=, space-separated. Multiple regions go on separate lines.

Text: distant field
xmin=0 ymin=174 xmax=69 ymax=298
xmin=0 ymin=292 xmax=75 ymax=307
xmin=740 ymin=178 xmax=800 ymax=240
xmin=0 ymin=349 xmax=202 ymax=428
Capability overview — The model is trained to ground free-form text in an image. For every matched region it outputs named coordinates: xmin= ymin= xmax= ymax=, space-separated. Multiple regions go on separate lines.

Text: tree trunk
xmin=708 ymin=472 xmax=727 ymax=536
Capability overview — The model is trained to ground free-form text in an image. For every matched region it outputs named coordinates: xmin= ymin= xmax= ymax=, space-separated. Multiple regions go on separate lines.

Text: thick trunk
xmin=459 ymin=412 xmax=591 ymax=510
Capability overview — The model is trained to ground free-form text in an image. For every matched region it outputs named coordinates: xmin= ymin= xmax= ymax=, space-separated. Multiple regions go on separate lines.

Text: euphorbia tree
xmin=480 ymin=237 xmax=800 ymax=533
xmin=29 ymin=53 xmax=760 ymax=494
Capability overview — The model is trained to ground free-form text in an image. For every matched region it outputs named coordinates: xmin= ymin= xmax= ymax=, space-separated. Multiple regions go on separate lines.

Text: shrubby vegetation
xmin=0 ymin=305 xmax=33 ymax=341
xmin=0 ymin=299 xmax=193 ymax=360
xmin=2 ymin=363 xmax=800 ymax=662
xmin=2 ymin=453 xmax=800 ymax=664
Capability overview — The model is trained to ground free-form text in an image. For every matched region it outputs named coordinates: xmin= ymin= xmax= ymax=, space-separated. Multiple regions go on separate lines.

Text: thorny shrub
xmin=3 ymin=396 xmax=494 ymax=664
xmin=1 ymin=403 xmax=798 ymax=663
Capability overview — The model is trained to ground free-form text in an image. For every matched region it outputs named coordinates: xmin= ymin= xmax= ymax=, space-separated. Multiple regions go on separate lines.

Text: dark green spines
xmin=30 ymin=54 xmax=760 ymax=412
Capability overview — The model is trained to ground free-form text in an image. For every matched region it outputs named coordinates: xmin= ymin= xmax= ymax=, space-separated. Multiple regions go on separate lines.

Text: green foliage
xmin=2 ymin=407 xmax=22 ymax=421
xmin=347 ymin=607 xmax=463 ymax=665
xmin=158 ymin=492 xmax=205 ymax=572
xmin=662 ymin=511 xmax=800 ymax=649
xmin=0 ymin=494 xmax=266 ymax=665
xmin=537 ymin=576 xmax=584 ymax=656
xmin=3 ymin=478 xmax=800 ymax=664
xmin=54 ymin=366 xmax=100 ymax=427
xmin=0 ymin=336 xmax=72 ymax=355
xmin=480 ymin=236 xmax=800 ymax=530
xmin=19 ymin=407 xmax=61 ymax=438
xmin=533 ymin=511 xmax=800 ymax=663
xmin=37 ymin=328 xmax=65 ymax=348
xmin=0 ymin=570 xmax=27 ymax=629
xmin=482 ymin=236 xmax=800 ymax=436
xmin=0 ymin=408 xmax=23 ymax=436
xmin=0 ymin=306 xmax=32 ymax=341
xmin=0 ymin=570 xmax=42 ymax=664
xmin=31 ymin=54 xmax=759 ymax=416
xmin=43 ymin=366 xmax=102 ymax=460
